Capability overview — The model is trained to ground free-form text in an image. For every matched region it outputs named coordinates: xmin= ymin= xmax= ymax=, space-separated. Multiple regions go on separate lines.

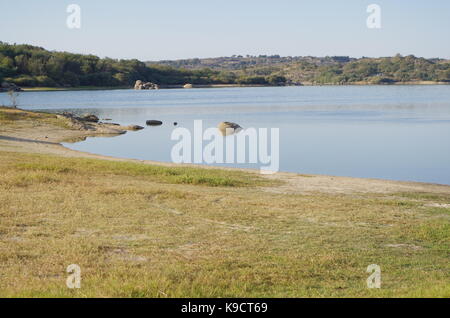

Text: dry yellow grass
xmin=0 ymin=107 xmax=449 ymax=297
xmin=0 ymin=151 xmax=448 ymax=297
xmin=0 ymin=107 xmax=62 ymax=125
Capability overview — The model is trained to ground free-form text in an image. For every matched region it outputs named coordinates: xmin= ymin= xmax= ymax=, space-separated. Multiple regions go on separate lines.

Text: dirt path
xmin=1 ymin=116 xmax=450 ymax=195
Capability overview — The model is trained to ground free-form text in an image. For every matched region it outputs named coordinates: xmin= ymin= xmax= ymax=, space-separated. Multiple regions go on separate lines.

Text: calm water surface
xmin=2 ymin=86 xmax=450 ymax=185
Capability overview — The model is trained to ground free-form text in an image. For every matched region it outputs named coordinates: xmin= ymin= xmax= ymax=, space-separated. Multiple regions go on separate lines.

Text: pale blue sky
xmin=1 ymin=0 xmax=449 ymax=60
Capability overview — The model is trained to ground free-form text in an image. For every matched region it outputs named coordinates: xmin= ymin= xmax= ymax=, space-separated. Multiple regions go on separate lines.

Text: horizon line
xmin=2 ymin=41 xmax=450 ymax=63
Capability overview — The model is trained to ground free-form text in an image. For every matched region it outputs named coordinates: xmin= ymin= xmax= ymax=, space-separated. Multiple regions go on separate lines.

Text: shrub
xmin=35 ymin=75 xmax=57 ymax=87
xmin=10 ymin=75 xmax=37 ymax=87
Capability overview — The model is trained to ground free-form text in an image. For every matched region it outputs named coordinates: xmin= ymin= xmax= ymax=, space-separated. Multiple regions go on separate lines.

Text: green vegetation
xmin=2 ymin=42 xmax=449 ymax=89
xmin=0 ymin=42 xmax=279 ymax=88
xmin=151 ymin=54 xmax=450 ymax=85
xmin=0 ymin=42 xmax=230 ymax=88
xmin=11 ymin=157 xmax=268 ymax=188
xmin=0 ymin=107 xmax=61 ymax=125
xmin=0 ymin=150 xmax=449 ymax=297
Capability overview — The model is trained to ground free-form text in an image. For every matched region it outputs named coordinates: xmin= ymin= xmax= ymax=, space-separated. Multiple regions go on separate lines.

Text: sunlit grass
xmin=8 ymin=153 xmax=269 ymax=187
xmin=0 ymin=107 xmax=71 ymax=129
xmin=0 ymin=150 xmax=448 ymax=297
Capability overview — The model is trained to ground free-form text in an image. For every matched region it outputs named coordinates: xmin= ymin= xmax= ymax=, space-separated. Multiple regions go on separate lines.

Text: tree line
xmin=151 ymin=54 xmax=450 ymax=85
xmin=309 ymin=55 xmax=450 ymax=84
xmin=1 ymin=42 xmax=449 ymax=88
xmin=0 ymin=42 xmax=285 ymax=88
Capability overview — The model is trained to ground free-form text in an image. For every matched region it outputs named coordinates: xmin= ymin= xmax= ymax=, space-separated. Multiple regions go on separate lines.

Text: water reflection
xmin=2 ymin=85 xmax=449 ymax=184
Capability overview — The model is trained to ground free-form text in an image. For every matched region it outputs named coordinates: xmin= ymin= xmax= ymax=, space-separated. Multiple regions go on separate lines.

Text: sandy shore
xmin=1 ymin=112 xmax=450 ymax=196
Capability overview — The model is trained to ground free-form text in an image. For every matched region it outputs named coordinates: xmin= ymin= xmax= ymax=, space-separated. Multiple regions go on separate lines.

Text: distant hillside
xmin=148 ymin=55 xmax=353 ymax=70
xmin=148 ymin=55 xmax=450 ymax=85
xmin=1 ymin=41 xmax=449 ymax=89
xmin=0 ymin=42 xmax=243 ymax=88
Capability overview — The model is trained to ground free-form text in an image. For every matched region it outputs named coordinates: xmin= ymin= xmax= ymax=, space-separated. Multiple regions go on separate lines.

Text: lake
xmin=2 ymin=85 xmax=450 ymax=185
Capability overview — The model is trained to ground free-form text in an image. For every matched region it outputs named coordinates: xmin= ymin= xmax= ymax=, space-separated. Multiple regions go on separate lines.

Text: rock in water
xmin=134 ymin=80 xmax=159 ymax=90
xmin=217 ymin=122 xmax=242 ymax=136
xmin=134 ymin=80 xmax=143 ymax=89
xmin=146 ymin=120 xmax=163 ymax=126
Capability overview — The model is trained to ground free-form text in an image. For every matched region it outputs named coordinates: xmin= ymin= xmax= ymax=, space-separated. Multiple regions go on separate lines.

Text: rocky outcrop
xmin=0 ymin=82 xmax=22 ymax=92
xmin=60 ymin=112 xmax=99 ymax=123
xmin=57 ymin=112 xmax=143 ymax=134
xmin=217 ymin=122 xmax=242 ymax=136
xmin=134 ymin=80 xmax=159 ymax=90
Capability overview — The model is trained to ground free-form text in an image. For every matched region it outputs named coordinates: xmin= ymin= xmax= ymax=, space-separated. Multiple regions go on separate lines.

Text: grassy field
xmin=0 ymin=107 xmax=72 ymax=131
xmin=0 ymin=107 xmax=57 ymax=123
xmin=0 ymin=107 xmax=449 ymax=297
xmin=0 ymin=150 xmax=449 ymax=297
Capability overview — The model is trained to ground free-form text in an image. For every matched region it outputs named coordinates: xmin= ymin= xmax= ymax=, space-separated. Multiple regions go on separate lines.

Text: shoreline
xmin=1 ymin=107 xmax=450 ymax=195
xmin=10 ymin=81 xmax=450 ymax=92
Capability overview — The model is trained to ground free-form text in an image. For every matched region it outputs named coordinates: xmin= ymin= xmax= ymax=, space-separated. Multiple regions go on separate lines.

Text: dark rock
xmin=60 ymin=112 xmax=75 ymax=118
xmin=146 ymin=120 xmax=163 ymax=126
xmin=81 ymin=114 xmax=99 ymax=123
